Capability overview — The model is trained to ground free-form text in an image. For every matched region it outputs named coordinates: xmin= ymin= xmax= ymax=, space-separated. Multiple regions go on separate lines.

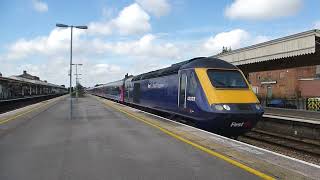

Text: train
xmin=87 ymin=57 xmax=264 ymax=137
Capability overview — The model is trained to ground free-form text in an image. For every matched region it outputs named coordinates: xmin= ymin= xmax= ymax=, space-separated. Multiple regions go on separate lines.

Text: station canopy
xmin=213 ymin=29 xmax=320 ymax=71
xmin=0 ymin=76 xmax=64 ymax=89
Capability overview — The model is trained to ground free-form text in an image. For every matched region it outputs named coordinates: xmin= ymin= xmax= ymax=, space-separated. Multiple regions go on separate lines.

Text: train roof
xmin=91 ymin=79 xmax=124 ymax=89
xmin=132 ymin=57 xmax=237 ymax=81
xmin=180 ymin=57 xmax=237 ymax=70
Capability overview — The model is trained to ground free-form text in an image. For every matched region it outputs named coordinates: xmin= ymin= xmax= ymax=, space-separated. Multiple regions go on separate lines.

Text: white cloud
xmin=252 ymin=35 xmax=270 ymax=44
xmin=198 ymin=29 xmax=271 ymax=56
xmin=107 ymin=34 xmax=179 ymax=58
xmin=32 ymin=0 xmax=48 ymax=13
xmin=5 ymin=29 xmax=179 ymax=61
xmin=88 ymin=3 xmax=151 ymax=36
xmin=2 ymin=27 xmax=180 ymax=86
xmin=113 ymin=3 xmax=151 ymax=35
xmin=88 ymin=21 xmax=113 ymax=36
xmin=82 ymin=63 xmax=124 ymax=86
xmin=314 ymin=21 xmax=320 ymax=29
xmin=136 ymin=0 xmax=171 ymax=17
xmin=225 ymin=0 xmax=302 ymax=20
xmin=6 ymin=28 xmax=84 ymax=60
xmin=3 ymin=27 xmax=272 ymax=86
xmin=203 ymin=29 xmax=249 ymax=54
xmin=70 ymin=34 xmax=179 ymax=59
xmin=1 ymin=52 xmax=126 ymax=87
xmin=2 ymin=25 xmax=272 ymax=87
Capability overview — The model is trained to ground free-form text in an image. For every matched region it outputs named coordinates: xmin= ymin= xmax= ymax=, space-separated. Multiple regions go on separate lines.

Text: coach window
xmin=188 ymin=72 xmax=197 ymax=96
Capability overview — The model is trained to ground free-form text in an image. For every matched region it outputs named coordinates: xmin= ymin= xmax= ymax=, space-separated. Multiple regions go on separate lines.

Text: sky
xmin=1 ymin=0 xmax=320 ymax=87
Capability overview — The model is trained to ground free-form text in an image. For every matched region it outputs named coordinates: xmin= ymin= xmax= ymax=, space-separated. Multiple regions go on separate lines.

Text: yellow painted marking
xmin=195 ymin=68 xmax=259 ymax=104
xmin=0 ymin=96 xmax=64 ymax=125
xmin=96 ymin=97 xmax=274 ymax=180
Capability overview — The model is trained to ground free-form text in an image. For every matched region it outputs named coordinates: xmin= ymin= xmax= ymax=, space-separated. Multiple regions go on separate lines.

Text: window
xmin=279 ymin=72 xmax=285 ymax=79
xmin=188 ymin=72 xmax=197 ymax=96
xmin=207 ymin=70 xmax=248 ymax=89
xmin=257 ymin=74 xmax=261 ymax=81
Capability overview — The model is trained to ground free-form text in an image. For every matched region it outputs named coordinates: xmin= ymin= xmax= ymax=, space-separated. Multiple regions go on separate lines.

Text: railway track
xmin=0 ymin=94 xmax=65 ymax=114
xmin=240 ymin=129 xmax=320 ymax=157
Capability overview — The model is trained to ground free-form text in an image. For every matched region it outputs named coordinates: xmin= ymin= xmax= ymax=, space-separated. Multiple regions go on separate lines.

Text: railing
xmin=259 ymin=98 xmax=320 ymax=111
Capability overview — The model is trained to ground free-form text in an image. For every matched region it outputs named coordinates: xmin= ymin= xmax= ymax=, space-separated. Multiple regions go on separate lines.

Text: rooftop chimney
xmin=0 ymin=72 xmax=2 ymax=77
xmin=23 ymin=70 xmax=27 ymax=75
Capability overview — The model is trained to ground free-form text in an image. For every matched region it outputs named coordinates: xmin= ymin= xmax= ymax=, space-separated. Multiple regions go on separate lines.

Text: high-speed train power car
xmin=88 ymin=57 xmax=264 ymax=136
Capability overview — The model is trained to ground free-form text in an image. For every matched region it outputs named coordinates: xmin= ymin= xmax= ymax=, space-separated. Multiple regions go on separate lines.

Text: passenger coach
xmin=88 ymin=57 xmax=264 ymax=136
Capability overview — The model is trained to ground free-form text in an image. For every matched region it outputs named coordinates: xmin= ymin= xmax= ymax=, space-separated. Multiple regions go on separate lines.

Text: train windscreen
xmin=207 ymin=70 xmax=248 ymax=89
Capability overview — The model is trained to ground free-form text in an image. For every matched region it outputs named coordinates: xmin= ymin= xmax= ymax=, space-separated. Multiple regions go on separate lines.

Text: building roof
xmin=213 ymin=29 xmax=320 ymax=66
xmin=0 ymin=75 xmax=65 ymax=89
xmin=14 ymin=70 xmax=40 ymax=80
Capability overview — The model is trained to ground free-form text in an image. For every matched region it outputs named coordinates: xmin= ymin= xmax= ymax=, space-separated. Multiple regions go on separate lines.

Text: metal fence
xmin=259 ymin=98 xmax=320 ymax=111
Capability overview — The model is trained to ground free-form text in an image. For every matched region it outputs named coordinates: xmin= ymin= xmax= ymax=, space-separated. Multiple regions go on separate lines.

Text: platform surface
xmin=264 ymin=107 xmax=320 ymax=123
xmin=0 ymin=96 xmax=261 ymax=180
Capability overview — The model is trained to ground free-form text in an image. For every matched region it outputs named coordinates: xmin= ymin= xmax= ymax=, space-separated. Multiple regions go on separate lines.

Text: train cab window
xmin=188 ymin=72 xmax=197 ymax=96
xmin=207 ymin=70 xmax=248 ymax=89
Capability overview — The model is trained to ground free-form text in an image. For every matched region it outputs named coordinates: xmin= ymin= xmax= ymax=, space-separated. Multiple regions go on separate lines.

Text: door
xmin=120 ymin=86 xmax=124 ymax=102
xmin=178 ymin=71 xmax=187 ymax=108
xmin=267 ymin=86 xmax=272 ymax=99
xmin=133 ymin=83 xmax=140 ymax=103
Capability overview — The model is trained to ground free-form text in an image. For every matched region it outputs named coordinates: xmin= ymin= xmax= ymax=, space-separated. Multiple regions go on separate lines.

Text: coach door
xmin=133 ymin=83 xmax=140 ymax=103
xmin=178 ymin=71 xmax=187 ymax=108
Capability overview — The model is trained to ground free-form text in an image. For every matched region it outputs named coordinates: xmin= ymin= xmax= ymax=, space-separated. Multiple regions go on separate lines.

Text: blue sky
xmin=1 ymin=0 xmax=320 ymax=86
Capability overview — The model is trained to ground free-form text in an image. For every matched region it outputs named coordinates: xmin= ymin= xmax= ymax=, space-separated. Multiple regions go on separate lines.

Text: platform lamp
xmin=56 ymin=23 xmax=87 ymax=119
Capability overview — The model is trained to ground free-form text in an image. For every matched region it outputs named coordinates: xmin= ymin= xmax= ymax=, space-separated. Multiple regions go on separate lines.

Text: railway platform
xmin=264 ymin=107 xmax=320 ymax=123
xmin=0 ymin=95 xmax=319 ymax=180
xmin=255 ymin=107 xmax=320 ymax=143
xmin=0 ymin=94 xmax=66 ymax=114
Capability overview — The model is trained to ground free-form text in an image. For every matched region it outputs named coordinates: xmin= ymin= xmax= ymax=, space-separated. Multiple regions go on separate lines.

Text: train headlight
xmin=223 ymin=104 xmax=231 ymax=111
xmin=214 ymin=104 xmax=224 ymax=111
xmin=255 ymin=104 xmax=262 ymax=110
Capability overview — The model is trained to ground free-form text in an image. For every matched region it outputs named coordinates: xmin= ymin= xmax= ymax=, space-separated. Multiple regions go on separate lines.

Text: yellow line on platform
xmin=96 ymin=97 xmax=275 ymax=180
xmin=0 ymin=96 xmax=64 ymax=125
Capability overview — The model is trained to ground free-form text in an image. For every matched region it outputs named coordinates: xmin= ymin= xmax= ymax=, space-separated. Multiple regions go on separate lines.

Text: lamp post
xmin=56 ymin=23 xmax=87 ymax=119
xmin=72 ymin=63 xmax=83 ymax=100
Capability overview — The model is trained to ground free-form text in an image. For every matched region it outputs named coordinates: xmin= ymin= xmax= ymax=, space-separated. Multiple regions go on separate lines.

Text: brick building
xmin=213 ymin=29 xmax=320 ymax=102
xmin=248 ymin=65 xmax=320 ymax=99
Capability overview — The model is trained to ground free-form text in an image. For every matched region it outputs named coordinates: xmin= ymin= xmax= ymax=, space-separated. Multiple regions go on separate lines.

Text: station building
xmin=0 ymin=70 xmax=66 ymax=100
xmin=16 ymin=70 xmax=40 ymax=81
xmin=213 ymin=29 xmax=320 ymax=109
xmin=249 ymin=65 xmax=320 ymax=99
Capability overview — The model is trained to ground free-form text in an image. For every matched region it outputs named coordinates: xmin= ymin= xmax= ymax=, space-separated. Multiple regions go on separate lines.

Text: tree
xmin=76 ymin=83 xmax=85 ymax=97
xmin=218 ymin=46 xmax=232 ymax=55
